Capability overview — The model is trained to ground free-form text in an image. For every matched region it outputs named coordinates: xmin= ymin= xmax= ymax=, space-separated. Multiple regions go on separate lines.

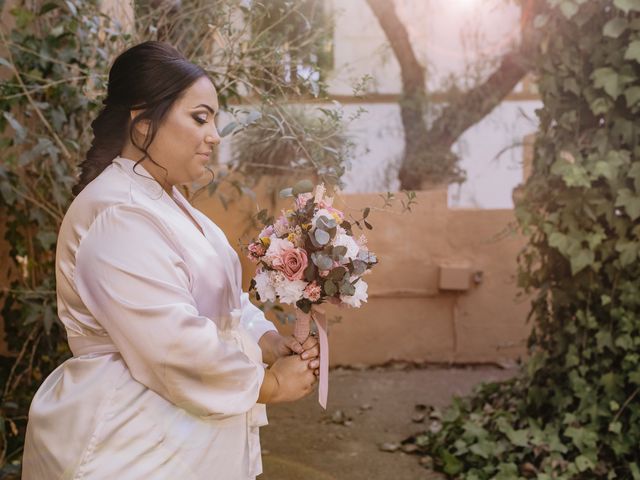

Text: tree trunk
xmin=365 ymin=0 xmax=538 ymax=191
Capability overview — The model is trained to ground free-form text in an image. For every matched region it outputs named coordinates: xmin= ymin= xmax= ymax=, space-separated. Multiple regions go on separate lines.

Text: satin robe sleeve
xmin=239 ymin=291 xmax=278 ymax=345
xmin=73 ymin=204 xmax=265 ymax=418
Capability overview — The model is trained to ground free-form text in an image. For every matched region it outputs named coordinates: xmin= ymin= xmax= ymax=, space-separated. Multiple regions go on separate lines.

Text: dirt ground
xmin=259 ymin=364 xmax=518 ymax=480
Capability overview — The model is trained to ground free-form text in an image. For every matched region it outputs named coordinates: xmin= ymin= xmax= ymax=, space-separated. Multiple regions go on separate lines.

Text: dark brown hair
xmin=72 ymin=41 xmax=209 ymax=196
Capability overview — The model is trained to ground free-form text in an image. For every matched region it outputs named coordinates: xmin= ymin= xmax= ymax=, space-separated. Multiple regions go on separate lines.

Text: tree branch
xmin=427 ymin=48 xmax=531 ymax=149
xmin=365 ymin=0 xmax=539 ymax=189
xmin=365 ymin=0 xmax=425 ymax=96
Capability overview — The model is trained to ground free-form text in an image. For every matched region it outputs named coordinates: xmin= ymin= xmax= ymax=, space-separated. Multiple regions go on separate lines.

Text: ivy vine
xmin=408 ymin=1 xmax=640 ymax=478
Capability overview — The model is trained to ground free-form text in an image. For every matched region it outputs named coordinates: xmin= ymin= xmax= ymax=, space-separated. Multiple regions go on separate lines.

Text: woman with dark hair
xmin=21 ymin=41 xmax=319 ymax=479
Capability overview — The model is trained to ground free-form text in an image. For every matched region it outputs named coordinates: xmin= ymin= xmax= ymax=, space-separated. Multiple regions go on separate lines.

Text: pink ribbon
xmin=294 ymin=306 xmax=329 ymax=409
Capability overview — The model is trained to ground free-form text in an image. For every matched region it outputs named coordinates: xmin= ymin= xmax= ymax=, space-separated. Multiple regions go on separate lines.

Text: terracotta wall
xmin=193 ymin=173 xmax=533 ymax=366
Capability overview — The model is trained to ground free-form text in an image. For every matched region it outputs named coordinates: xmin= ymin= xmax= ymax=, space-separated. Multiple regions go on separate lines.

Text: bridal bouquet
xmin=246 ymin=181 xmax=378 ymax=408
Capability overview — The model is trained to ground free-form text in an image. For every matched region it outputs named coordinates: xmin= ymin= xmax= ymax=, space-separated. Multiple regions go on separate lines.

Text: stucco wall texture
xmin=192 ymin=177 xmax=532 ymax=367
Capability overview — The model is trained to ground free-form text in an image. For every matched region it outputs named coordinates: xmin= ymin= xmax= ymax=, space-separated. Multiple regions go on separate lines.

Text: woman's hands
xmin=263 ymin=355 xmax=317 ymax=403
xmin=259 ymin=331 xmax=320 ymax=375
xmin=256 ymin=331 xmax=321 ymax=403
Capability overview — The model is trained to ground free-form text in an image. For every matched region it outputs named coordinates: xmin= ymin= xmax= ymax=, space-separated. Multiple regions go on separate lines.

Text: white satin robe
xmin=21 ymin=155 xmax=277 ymax=480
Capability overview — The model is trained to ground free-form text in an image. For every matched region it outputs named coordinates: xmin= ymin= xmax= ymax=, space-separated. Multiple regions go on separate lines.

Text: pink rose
xmin=273 ymin=248 xmax=308 ymax=281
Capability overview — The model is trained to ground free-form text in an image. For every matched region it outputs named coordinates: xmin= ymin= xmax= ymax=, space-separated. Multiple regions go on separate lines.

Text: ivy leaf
xmin=615 ymin=240 xmax=639 ymax=266
xmin=593 ymin=161 xmax=617 ymax=180
xmin=549 ymin=232 xmax=568 ymax=254
xmin=559 ymin=1 xmax=578 ymax=18
xmin=603 ymin=17 xmax=628 ymax=38
xmin=614 ymin=0 xmax=640 ymax=13
xmin=570 ymin=249 xmax=595 ymax=275
xmin=596 ymin=330 xmax=613 ymax=351
xmin=615 ymin=188 xmax=640 ymax=220
xmin=624 ymin=40 xmax=640 ymax=63
xmin=505 ymin=428 xmax=529 ymax=447
xmin=441 ymin=450 xmax=462 ymax=475
xmin=575 ymin=455 xmax=595 ymax=472
xmin=629 ymin=162 xmax=640 ymax=192
xmin=608 ymin=421 xmax=622 ymax=434
xmin=589 ymin=97 xmax=613 ymax=115
xmin=592 ymin=67 xmax=620 ymax=99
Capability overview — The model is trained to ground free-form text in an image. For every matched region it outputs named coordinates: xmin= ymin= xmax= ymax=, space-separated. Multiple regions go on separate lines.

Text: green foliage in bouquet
xmin=407 ymin=1 xmax=640 ymax=478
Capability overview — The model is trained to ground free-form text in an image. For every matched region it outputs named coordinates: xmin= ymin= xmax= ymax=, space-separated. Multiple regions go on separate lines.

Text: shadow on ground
xmin=259 ymin=364 xmax=518 ymax=480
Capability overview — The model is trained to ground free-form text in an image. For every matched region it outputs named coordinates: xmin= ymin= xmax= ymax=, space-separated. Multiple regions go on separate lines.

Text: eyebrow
xmin=192 ymin=104 xmax=217 ymax=114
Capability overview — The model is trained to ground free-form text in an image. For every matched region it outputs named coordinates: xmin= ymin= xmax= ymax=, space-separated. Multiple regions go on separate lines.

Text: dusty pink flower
xmin=247 ymin=242 xmax=266 ymax=262
xmin=273 ymin=247 xmax=308 ymax=281
xmin=303 ymin=281 xmax=322 ymax=302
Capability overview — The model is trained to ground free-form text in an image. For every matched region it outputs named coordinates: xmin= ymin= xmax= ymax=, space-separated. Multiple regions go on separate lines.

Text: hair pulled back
xmin=72 ymin=41 xmax=208 ymax=196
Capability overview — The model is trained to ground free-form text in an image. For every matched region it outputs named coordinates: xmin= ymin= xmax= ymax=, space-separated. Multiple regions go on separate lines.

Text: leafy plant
xmin=407 ymin=1 xmax=640 ymax=478
xmin=0 ymin=0 xmax=347 ymax=473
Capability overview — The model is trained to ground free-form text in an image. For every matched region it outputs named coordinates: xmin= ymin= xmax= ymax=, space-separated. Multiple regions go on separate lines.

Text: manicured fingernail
xmin=301 ymin=353 xmax=309 ymax=359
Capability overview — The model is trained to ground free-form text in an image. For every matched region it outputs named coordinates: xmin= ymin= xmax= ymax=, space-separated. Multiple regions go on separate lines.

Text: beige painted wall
xmin=193 ymin=176 xmax=532 ymax=367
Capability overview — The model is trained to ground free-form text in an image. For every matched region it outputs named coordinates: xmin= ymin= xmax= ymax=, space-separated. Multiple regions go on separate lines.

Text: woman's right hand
xmin=263 ymin=355 xmax=317 ymax=403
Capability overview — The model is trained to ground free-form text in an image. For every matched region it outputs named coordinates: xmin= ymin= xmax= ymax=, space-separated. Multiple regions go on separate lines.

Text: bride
xmin=21 ymin=40 xmax=319 ymax=480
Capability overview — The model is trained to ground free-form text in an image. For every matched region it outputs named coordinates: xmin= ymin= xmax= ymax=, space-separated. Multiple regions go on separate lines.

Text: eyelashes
xmin=193 ymin=116 xmax=207 ymax=125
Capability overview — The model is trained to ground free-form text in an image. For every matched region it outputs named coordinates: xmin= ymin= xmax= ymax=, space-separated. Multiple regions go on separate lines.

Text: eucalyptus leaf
xmin=314 ymin=228 xmax=330 ymax=245
xmin=311 ymin=252 xmax=333 ymax=271
xmin=279 ymin=187 xmax=294 ymax=198
xmin=292 ymin=179 xmax=314 ymax=195
xmin=324 ymin=279 xmax=337 ymax=296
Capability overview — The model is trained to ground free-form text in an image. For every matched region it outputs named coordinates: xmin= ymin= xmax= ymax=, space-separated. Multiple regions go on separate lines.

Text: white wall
xmin=325 ymin=0 xmax=539 ymax=209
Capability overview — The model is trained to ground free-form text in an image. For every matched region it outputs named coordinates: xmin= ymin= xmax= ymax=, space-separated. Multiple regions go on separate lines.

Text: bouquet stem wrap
xmin=294 ymin=306 xmax=329 ymax=409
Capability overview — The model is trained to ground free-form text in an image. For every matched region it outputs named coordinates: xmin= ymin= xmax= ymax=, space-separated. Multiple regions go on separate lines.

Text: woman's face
xmin=128 ymin=76 xmax=221 ymax=190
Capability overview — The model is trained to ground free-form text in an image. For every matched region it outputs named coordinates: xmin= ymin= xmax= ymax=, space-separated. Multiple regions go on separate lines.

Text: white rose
xmin=275 ymin=279 xmax=308 ymax=305
xmin=340 ymin=279 xmax=368 ymax=308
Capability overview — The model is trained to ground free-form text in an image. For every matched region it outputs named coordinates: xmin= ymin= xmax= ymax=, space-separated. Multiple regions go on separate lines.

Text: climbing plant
xmin=0 ymin=0 xmax=345 ymax=473
xmin=408 ymin=1 xmax=640 ymax=478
